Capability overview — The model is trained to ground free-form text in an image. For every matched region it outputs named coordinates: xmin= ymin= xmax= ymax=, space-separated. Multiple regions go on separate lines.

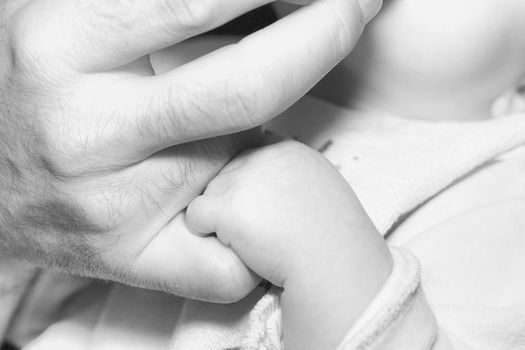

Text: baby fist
xmin=185 ymin=140 xmax=378 ymax=286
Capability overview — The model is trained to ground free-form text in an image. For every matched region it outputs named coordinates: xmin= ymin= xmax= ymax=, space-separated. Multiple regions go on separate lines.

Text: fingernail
xmin=357 ymin=0 xmax=382 ymax=24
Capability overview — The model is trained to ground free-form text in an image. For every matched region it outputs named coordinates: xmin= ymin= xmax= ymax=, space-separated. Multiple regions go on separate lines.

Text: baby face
xmin=319 ymin=0 xmax=525 ymax=120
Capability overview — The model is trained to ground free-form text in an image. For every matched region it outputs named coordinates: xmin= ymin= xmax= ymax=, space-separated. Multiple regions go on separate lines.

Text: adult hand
xmin=0 ymin=0 xmax=381 ymax=302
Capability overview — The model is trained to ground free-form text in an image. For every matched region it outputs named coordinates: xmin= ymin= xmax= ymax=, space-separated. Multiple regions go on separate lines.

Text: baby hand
xmin=186 ymin=139 xmax=392 ymax=349
xmin=185 ymin=139 xmax=387 ymax=287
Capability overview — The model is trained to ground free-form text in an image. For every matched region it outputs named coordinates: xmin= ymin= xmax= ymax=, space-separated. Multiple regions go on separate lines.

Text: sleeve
xmin=335 ymin=248 xmax=442 ymax=350
xmin=336 ymin=198 xmax=525 ymax=350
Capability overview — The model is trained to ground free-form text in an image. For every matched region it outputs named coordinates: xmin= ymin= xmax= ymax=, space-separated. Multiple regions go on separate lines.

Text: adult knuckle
xmin=38 ymin=123 xmax=89 ymax=178
xmin=0 ymin=111 xmax=69 ymax=181
xmin=9 ymin=17 xmax=37 ymax=65
xmin=8 ymin=9 xmax=56 ymax=71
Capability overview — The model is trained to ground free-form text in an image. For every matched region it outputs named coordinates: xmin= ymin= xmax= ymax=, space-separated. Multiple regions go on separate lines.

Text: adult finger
xmin=19 ymin=0 xmax=279 ymax=72
xmin=130 ymin=213 xmax=260 ymax=303
xmin=97 ymin=0 xmax=382 ymax=160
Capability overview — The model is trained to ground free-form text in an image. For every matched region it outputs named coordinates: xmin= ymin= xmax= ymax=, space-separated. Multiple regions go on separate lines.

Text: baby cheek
xmin=347 ymin=0 xmax=525 ymax=118
xmin=365 ymin=0 xmax=523 ymax=84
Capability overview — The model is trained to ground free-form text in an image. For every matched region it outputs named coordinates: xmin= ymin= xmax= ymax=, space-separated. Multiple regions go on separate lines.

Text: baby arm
xmin=185 ymin=139 xmax=392 ymax=350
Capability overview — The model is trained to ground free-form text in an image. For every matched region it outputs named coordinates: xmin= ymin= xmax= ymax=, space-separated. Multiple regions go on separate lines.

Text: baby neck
xmin=312 ymin=61 xmax=525 ymax=122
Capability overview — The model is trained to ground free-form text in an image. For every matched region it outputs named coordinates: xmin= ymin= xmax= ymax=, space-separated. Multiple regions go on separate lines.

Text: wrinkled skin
xmin=0 ymin=0 xmax=381 ymax=302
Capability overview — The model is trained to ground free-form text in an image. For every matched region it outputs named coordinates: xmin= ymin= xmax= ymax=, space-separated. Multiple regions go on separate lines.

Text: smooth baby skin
xmin=313 ymin=0 xmax=525 ymax=121
xmin=186 ymin=139 xmax=392 ymax=350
